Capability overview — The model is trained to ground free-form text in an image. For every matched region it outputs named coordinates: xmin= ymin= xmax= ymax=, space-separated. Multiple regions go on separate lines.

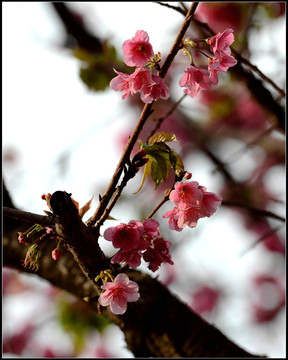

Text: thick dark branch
xmin=3 ymin=222 xmax=264 ymax=358
xmin=3 ymin=190 xmax=265 ymax=357
xmin=3 ymin=207 xmax=52 ymax=227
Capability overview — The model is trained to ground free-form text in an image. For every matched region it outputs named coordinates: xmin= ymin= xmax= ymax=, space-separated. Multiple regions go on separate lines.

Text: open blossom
xmin=207 ymin=28 xmax=237 ymax=72
xmin=143 ymin=237 xmax=174 ymax=272
xmin=209 ymin=53 xmax=237 ymax=73
xmin=170 ymin=181 xmax=203 ymax=210
xmin=179 ymin=65 xmax=212 ymax=98
xmin=98 ymin=273 xmax=140 ymax=315
xmin=207 ymin=28 xmax=235 ymax=57
xmin=110 ymin=67 xmax=152 ymax=99
xmin=163 ymin=180 xmax=222 ymax=231
xmin=110 ymin=68 xmax=169 ymax=103
xmin=103 ymin=221 xmax=149 ymax=251
xmin=111 ymin=249 xmax=143 ymax=268
xmin=122 ymin=30 xmax=154 ymax=67
xmin=104 ymin=219 xmax=172 ymax=271
xmin=140 ymin=75 xmax=170 ymax=103
xmin=142 ymin=218 xmax=160 ymax=241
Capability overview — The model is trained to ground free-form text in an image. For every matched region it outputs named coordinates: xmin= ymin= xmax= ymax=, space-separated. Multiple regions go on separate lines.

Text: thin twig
xmin=232 ymin=50 xmax=286 ymax=98
xmin=222 ymin=201 xmax=286 ymax=222
xmin=155 ymin=1 xmax=187 ymax=16
xmin=239 ymin=224 xmax=284 ymax=257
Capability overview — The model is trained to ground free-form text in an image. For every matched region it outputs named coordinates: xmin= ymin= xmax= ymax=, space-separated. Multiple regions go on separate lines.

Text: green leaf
xmin=135 ymin=137 xmax=184 ymax=192
xmin=148 ymin=132 xmax=178 ymax=145
xmin=169 ymin=149 xmax=184 ymax=170
xmin=150 ymin=154 xmax=169 ymax=189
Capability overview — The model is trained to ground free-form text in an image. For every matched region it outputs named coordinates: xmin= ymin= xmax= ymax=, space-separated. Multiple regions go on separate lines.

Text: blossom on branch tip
xmin=206 ymin=28 xmax=235 ymax=58
xmin=206 ymin=28 xmax=237 ymax=72
xmin=163 ymin=180 xmax=222 ymax=231
xmin=122 ymin=30 xmax=154 ymax=67
xmin=98 ymin=273 xmax=140 ymax=315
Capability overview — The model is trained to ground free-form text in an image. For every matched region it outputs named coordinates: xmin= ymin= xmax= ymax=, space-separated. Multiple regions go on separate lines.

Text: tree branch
xmin=3 ymin=206 xmax=52 ymax=227
xmin=222 ymin=200 xmax=286 ymax=222
xmin=3 ymin=187 xmax=265 ymax=357
xmin=3 ymin=214 xmax=264 ymax=358
xmin=88 ymin=2 xmax=199 ymax=231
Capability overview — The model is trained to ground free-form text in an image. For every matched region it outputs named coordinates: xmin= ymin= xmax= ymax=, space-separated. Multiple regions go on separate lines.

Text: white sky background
xmin=2 ymin=2 xmax=286 ymax=358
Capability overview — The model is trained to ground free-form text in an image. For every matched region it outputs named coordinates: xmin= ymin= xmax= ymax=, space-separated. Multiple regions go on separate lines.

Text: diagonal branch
xmin=88 ymin=2 xmax=199 ymax=231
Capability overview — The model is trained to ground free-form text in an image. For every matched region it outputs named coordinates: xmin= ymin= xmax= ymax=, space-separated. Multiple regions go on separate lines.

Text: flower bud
xmin=184 ymin=171 xmax=192 ymax=180
xmin=51 ymin=248 xmax=62 ymax=261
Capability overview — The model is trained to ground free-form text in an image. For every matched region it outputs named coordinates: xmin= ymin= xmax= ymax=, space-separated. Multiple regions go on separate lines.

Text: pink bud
xmin=18 ymin=232 xmax=26 ymax=244
xmin=184 ymin=171 xmax=192 ymax=180
xmin=51 ymin=248 xmax=62 ymax=261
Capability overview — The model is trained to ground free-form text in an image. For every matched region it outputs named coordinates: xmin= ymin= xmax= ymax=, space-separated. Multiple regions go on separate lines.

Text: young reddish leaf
xmin=79 ymin=197 xmax=93 ymax=218
xmin=148 ymin=132 xmax=178 ymax=145
xmin=71 ymin=198 xmax=79 ymax=210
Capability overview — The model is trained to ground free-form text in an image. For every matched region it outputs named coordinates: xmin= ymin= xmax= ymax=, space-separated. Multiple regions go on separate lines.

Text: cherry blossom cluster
xmin=110 ymin=28 xmax=237 ymax=102
xmin=163 ymin=180 xmax=222 ymax=231
xmin=110 ymin=30 xmax=170 ymax=103
xmin=104 ymin=218 xmax=173 ymax=272
xmin=179 ymin=28 xmax=237 ymax=98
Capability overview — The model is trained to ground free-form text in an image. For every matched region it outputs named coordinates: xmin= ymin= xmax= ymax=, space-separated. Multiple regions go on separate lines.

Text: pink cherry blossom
xmin=142 ymin=218 xmax=160 ymax=241
xmin=170 ymin=181 xmax=203 ymax=210
xmin=140 ymin=75 xmax=170 ymax=103
xmin=163 ymin=207 xmax=183 ymax=232
xmin=206 ymin=28 xmax=235 ymax=57
xmin=98 ymin=273 xmax=140 ymax=315
xmin=209 ymin=55 xmax=237 ymax=73
xmin=122 ymin=30 xmax=154 ymax=67
xmin=206 ymin=28 xmax=237 ymax=72
xmin=143 ymin=237 xmax=174 ymax=272
xmin=163 ymin=180 xmax=222 ymax=231
xmin=103 ymin=221 xmax=149 ymax=251
xmin=111 ymin=249 xmax=143 ymax=268
xmin=199 ymin=191 xmax=222 ymax=218
xmin=179 ymin=65 xmax=212 ymax=98
xmin=176 ymin=207 xmax=202 ymax=229
xmin=110 ymin=67 xmax=152 ymax=99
